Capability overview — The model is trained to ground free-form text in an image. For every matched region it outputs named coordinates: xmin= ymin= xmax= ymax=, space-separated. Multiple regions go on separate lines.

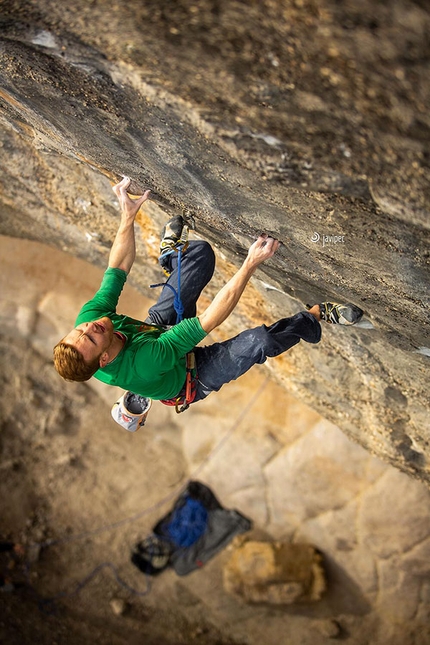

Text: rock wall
xmin=0 ymin=0 xmax=429 ymax=482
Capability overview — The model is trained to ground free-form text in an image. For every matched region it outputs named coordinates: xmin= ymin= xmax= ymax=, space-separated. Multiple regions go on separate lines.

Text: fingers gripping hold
xmin=247 ymin=234 xmax=280 ymax=267
xmin=112 ymin=176 xmax=151 ymax=219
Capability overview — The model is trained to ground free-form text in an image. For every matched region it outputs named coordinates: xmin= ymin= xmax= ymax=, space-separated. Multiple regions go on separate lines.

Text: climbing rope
xmin=150 ymin=247 xmax=185 ymax=324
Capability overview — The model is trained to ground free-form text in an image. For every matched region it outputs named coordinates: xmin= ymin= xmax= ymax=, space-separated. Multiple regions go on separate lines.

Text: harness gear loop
xmin=161 ymin=351 xmax=197 ymax=413
xmin=175 ymin=352 xmax=196 ymax=414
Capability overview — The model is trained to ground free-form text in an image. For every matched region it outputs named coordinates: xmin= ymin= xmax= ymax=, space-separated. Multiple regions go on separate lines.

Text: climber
xmin=53 ymin=177 xmax=363 ymax=409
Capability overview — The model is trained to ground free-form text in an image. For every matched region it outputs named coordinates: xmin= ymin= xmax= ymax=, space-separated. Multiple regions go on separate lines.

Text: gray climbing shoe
xmin=307 ymin=302 xmax=364 ymax=325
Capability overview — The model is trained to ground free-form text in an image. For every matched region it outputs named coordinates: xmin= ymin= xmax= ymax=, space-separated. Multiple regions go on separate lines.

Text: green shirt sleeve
xmin=75 ymin=267 xmax=127 ymax=325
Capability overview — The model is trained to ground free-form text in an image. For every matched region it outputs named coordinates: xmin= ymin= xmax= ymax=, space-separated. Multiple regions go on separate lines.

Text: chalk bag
xmin=111 ymin=391 xmax=152 ymax=432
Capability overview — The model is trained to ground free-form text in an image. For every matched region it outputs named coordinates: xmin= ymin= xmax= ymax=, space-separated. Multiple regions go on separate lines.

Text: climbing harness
xmin=160 ymin=351 xmax=197 ymax=413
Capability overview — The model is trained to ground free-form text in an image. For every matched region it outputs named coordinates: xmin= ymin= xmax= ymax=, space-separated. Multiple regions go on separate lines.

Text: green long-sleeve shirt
xmin=75 ymin=268 xmax=207 ymax=399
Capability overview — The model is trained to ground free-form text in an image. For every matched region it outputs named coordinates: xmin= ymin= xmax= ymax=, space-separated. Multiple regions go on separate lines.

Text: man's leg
xmin=193 ymin=311 xmax=321 ymax=401
xmin=148 ymin=240 xmax=215 ymax=326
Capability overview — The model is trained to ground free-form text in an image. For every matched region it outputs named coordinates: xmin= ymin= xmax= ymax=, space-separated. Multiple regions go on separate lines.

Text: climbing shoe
xmin=159 ymin=215 xmax=190 ymax=277
xmin=159 ymin=215 xmax=189 ymax=256
xmin=307 ymin=302 xmax=364 ymax=325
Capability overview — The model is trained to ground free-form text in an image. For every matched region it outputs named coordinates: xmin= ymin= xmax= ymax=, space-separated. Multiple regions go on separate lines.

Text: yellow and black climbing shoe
xmin=159 ymin=215 xmax=190 ymax=277
xmin=159 ymin=215 xmax=189 ymax=257
xmin=307 ymin=302 xmax=364 ymax=325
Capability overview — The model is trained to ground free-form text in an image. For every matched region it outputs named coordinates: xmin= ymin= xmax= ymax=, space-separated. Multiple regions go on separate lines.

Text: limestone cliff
xmin=0 ymin=0 xmax=429 ymax=483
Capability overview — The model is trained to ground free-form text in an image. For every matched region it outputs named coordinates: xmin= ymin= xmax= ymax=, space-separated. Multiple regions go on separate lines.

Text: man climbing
xmin=53 ymin=177 xmax=363 ymax=409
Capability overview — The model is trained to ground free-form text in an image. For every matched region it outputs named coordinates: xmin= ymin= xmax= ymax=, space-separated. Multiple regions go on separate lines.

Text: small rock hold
xmin=55 ymin=453 xmax=72 ymax=466
xmin=110 ymin=598 xmax=126 ymax=616
xmin=27 ymin=544 xmax=41 ymax=563
xmin=314 ymin=618 xmax=341 ymax=638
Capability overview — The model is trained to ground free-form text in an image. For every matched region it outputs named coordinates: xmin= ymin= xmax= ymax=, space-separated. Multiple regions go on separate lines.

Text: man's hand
xmin=198 ymin=234 xmax=280 ymax=334
xmin=109 ymin=177 xmax=151 ymax=273
xmin=245 ymin=235 xmax=280 ymax=270
xmin=112 ymin=177 xmax=151 ymax=221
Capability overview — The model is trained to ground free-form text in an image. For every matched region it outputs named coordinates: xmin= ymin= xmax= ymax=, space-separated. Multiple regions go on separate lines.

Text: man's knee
xmin=183 ymin=241 xmax=215 ymax=282
xmin=189 ymin=240 xmax=215 ymax=267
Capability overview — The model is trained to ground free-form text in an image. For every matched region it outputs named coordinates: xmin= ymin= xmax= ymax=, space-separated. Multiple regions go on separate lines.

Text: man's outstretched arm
xmin=198 ymin=235 xmax=280 ymax=334
xmin=109 ymin=177 xmax=151 ymax=274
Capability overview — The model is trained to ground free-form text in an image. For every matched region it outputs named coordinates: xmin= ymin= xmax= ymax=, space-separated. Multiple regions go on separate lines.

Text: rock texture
xmin=223 ymin=538 xmax=326 ymax=604
xmin=0 ymin=4 xmax=429 ymax=478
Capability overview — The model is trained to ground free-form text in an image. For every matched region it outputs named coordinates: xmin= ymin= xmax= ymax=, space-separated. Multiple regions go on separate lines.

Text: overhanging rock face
xmin=0 ymin=1 xmax=429 ymax=483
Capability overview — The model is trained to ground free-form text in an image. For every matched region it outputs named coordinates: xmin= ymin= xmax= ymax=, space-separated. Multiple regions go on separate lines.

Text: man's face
xmin=62 ymin=317 xmax=114 ymax=363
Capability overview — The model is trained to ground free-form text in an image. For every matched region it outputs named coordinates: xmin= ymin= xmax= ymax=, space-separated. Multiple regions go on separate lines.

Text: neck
xmin=106 ymin=334 xmax=125 ymax=364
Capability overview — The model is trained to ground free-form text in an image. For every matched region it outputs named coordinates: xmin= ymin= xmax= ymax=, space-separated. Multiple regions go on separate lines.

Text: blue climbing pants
xmin=193 ymin=312 xmax=321 ymax=402
xmin=148 ymin=240 xmax=321 ymax=403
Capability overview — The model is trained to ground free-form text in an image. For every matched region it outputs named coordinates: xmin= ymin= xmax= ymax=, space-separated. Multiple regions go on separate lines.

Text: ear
xmin=99 ymin=352 xmax=109 ymax=368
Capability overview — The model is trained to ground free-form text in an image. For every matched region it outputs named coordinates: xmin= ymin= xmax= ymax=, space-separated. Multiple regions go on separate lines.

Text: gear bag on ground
xmin=131 ymin=481 xmax=252 ymax=576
